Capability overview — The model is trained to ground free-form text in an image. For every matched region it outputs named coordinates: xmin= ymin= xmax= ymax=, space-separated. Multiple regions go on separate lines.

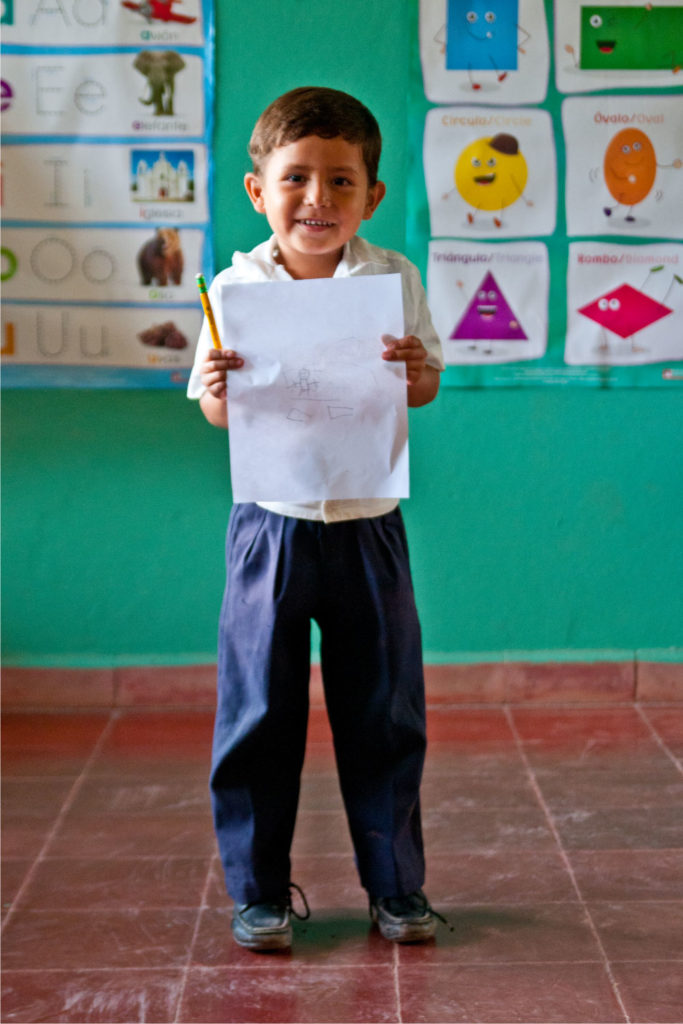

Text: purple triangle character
xmin=451 ymin=271 xmax=528 ymax=341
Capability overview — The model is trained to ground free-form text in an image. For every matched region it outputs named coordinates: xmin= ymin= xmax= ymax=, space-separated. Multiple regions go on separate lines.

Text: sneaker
xmin=370 ymin=890 xmax=438 ymax=943
xmin=232 ymin=883 xmax=310 ymax=952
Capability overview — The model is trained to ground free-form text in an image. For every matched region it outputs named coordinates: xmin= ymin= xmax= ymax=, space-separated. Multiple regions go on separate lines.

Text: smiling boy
xmin=188 ymin=87 xmax=445 ymax=952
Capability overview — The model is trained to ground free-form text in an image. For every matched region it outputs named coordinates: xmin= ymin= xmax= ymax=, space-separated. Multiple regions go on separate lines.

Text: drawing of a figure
xmin=576 ymin=5 xmax=682 ymax=73
xmin=451 ymin=270 xmax=528 ymax=354
xmin=447 ymin=133 xmax=533 ymax=228
xmin=121 ymin=0 xmax=198 ymax=26
xmin=442 ymin=0 xmax=531 ymax=89
xmin=601 ymin=128 xmax=682 ymax=223
xmin=283 ymin=365 xmax=357 ymax=424
xmin=288 ymin=367 xmax=320 ymax=396
xmin=577 ymin=267 xmax=680 ymax=354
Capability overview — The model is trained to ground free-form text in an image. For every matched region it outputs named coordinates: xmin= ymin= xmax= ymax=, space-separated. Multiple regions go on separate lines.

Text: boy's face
xmin=244 ymin=135 xmax=386 ymax=279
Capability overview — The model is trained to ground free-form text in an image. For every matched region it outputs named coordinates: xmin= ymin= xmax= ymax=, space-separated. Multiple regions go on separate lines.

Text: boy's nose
xmin=304 ymin=177 xmax=331 ymax=206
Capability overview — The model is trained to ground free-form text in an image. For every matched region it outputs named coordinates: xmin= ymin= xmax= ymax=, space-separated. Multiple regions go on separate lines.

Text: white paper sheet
xmin=219 ymin=273 xmax=409 ymax=502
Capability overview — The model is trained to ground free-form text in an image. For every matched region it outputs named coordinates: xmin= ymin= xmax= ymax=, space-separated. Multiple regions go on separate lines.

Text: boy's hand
xmin=200 ymin=348 xmax=244 ymax=399
xmin=381 ymin=334 xmax=428 ymax=386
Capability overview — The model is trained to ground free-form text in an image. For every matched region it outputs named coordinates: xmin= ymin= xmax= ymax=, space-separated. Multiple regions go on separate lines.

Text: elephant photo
xmin=133 ymin=50 xmax=185 ymax=116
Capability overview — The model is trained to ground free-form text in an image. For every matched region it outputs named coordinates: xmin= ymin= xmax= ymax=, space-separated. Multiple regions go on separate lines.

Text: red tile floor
xmin=2 ymin=700 xmax=682 ymax=1023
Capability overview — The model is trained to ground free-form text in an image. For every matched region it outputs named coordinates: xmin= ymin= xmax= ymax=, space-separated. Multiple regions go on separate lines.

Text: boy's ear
xmin=363 ymin=180 xmax=387 ymax=221
xmin=244 ymin=173 xmax=266 ymax=213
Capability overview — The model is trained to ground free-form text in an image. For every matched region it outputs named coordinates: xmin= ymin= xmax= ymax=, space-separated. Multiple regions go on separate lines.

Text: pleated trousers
xmin=211 ymin=502 xmax=427 ymax=905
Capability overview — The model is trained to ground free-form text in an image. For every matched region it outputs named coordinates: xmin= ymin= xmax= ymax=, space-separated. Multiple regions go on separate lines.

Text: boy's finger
xmin=203 ymin=351 xmax=244 ymax=370
xmin=206 ymin=347 xmax=241 ymax=360
xmin=382 ymin=345 xmax=427 ymax=362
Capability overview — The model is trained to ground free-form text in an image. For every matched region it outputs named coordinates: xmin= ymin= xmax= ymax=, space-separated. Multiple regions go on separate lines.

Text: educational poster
xmin=564 ymin=95 xmax=683 ymax=238
xmin=1 ymin=0 xmax=214 ymax=389
xmin=555 ymin=0 xmax=683 ymax=94
xmin=423 ymin=106 xmax=557 ymax=238
xmin=2 ymin=144 xmax=209 ymax=225
xmin=409 ymin=0 xmax=683 ymax=386
xmin=1 ymin=0 xmax=208 ymax=47
xmin=565 ymin=242 xmax=683 ymax=364
xmin=427 ymin=241 xmax=549 ymax=365
xmin=2 ymin=227 xmax=207 ymax=304
xmin=0 ymin=53 xmax=207 ymax=138
xmin=420 ymin=0 xmax=550 ymax=104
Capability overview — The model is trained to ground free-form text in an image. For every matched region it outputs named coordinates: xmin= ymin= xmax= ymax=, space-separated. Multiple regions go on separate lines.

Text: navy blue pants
xmin=210 ymin=503 xmax=427 ymax=905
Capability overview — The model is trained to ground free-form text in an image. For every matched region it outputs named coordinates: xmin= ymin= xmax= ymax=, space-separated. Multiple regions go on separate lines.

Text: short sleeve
xmin=400 ymin=258 xmax=445 ymax=373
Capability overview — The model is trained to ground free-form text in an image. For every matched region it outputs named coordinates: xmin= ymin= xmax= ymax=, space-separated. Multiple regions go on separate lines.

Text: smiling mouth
xmin=474 ymin=174 xmax=496 ymax=185
xmin=477 ymin=305 xmax=497 ymax=319
xmin=299 ymin=219 xmax=335 ymax=227
xmin=597 ymin=40 xmax=616 ymax=53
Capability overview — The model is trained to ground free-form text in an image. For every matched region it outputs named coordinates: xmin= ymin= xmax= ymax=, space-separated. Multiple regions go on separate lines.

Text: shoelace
xmin=287 ymin=881 xmax=311 ymax=921
xmin=415 ymin=892 xmax=452 ymax=931
xmin=429 ymin=904 xmax=452 ymax=931
xmin=238 ymin=881 xmax=311 ymax=920
xmin=373 ymin=890 xmax=453 ymax=932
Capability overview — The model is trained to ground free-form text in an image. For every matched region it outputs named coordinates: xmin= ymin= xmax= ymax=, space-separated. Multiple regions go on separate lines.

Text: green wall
xmin=2 ymin=0 xmax=681 ymax=667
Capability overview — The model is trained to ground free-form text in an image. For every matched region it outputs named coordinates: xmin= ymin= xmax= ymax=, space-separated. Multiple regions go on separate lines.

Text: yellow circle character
xmin=455 ymin=133 xmax=528 ymax=213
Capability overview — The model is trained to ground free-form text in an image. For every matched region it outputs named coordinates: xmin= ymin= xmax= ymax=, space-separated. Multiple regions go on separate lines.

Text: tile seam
xmin=635 ymin=704 xmax=683 ymax=777
xmin=172 ymin=850 xmax=216 ymax=1023
xmin=392 ymin=941 xmax=402 ymax=1024
xmin=0 ymin=710 xmax=121 ymax=935
xmin=504 ymin=706 xmax=633 ymax=1024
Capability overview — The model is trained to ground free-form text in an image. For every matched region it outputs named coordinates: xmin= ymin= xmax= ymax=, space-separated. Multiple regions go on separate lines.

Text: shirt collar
xmin=231 ymin=235 xmax=391 ymax=281
xmin=336 ymin=236 xmax=392 ymax=276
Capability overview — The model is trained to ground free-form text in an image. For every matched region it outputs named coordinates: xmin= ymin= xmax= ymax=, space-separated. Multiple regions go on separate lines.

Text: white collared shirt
xmin=188 ymin=234 xmax=444 ymax=523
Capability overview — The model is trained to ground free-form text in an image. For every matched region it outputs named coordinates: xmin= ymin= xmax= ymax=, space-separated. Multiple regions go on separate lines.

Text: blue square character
xmin=446 ymin=0 xmax=519 ymax=73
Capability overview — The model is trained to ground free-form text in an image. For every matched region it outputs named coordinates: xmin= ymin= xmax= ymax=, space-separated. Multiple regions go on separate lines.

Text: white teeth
xmin=301 ymin=219 xmax=333 ymax=226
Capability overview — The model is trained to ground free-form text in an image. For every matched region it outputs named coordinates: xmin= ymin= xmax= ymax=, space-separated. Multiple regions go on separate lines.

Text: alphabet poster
xmin=1 ymin=0 xmax=214 ymax=388
xmin=410 ymin=0 xmax=683 ymax=387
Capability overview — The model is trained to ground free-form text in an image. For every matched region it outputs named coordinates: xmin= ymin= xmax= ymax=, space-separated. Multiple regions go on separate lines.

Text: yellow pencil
xmin=195 ymin=273 xmax=222 ymax=350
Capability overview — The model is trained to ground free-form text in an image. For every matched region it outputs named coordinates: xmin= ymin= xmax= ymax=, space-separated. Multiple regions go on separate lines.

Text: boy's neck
xmin=273 ymin=241 xmax=345 ymax=280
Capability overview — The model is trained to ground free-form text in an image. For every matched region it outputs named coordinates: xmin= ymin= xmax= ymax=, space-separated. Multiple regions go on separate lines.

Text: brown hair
xmin=248 ymin=86 xmax=382 ymax=185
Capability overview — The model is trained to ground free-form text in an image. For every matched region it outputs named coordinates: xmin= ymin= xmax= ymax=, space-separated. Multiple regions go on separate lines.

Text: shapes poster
xmin=1 ymin=0 xmax=214 ymax=388
xmin=565 ymin=242 xmax=682 ymax=364
xmin=411 ymin=0 xmax=683 ymax=387
xmin=564 ymin=95 xmax=683 ymax=238
xmin=555 ymin=0 xmax=683 ymax=94
xmin=424 ymin=106 xmax=557 ymax=239
xmin=420 ymin=0 xmax=550 ymax=104
xmin=428 ymin=241 xmax=549 ymax=365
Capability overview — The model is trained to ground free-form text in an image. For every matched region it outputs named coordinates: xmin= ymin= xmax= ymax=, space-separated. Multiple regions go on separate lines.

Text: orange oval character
xmin=603 ymin=129 xmax=657 ymax=206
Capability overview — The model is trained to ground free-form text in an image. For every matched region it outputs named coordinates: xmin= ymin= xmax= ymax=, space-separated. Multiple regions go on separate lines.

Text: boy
xmin=188 ymin=86 xmax=444 ymax=952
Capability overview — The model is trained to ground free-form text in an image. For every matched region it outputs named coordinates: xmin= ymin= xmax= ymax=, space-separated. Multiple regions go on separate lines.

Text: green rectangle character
xmin=580 ymin=5 xmax=683 ymax=71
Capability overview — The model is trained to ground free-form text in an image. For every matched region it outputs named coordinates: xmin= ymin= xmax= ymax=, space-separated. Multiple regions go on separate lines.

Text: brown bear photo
xmin=137 ymin=227 xmax=184 ymax=286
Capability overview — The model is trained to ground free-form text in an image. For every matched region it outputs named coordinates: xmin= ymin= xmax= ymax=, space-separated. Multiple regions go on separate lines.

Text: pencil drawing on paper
xmin=287 ymin=367 xmax=321 ymax=397
xmin=281 ymin=364 xmax=360 ymax=424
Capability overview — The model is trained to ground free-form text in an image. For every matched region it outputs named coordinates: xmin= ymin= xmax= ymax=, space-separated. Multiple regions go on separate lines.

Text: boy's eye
xmin=285 ymin=173 xmax=305 ymax=183
xmin=332 ymin=176 xmax=352 ymax=186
